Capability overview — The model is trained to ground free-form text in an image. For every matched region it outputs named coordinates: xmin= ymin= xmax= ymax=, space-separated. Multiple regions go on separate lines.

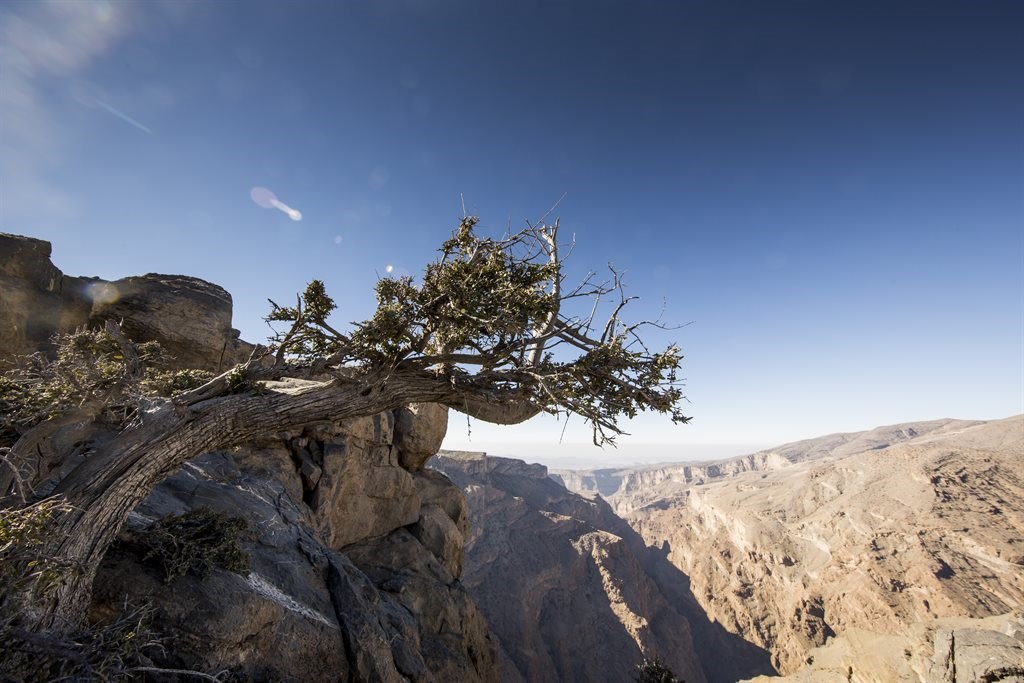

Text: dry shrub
xmin=136 ymin=508 xmax=250 ymax=584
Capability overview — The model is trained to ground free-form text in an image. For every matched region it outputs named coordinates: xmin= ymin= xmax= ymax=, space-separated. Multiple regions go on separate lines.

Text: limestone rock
xmin=928 ymin=615 xmax=1024 ymax=683
xmin=565 ymin=417 xmax=1024 ymax=679
xmin=413 ymin=503 xmax=466 ymax=578
xmin=91 ymin=413 xmax=498 ymax=682
xmin=395 ymin=403 xmax=449 ymax=470
xmin=740 ymin=612 xmax=1024 ymax=683
xmin=306 ymin=413 xmax=422 ymax=549
xmin=0 ymin=234 xmax=91 ymax=364
xmin=415 ymin=467 xmax=471 ymax=541
xmin=344 ymin=528 xmax=500 ymax=682
xmin=0 ymin=233 xmax=62 ymax=291
xmin=94 ymin=451 xmax=353 ymax=680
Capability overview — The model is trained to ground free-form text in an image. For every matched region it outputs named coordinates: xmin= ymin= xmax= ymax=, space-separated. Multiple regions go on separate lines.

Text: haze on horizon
xmin=2 ymin=0 xmax=1021 ymax=467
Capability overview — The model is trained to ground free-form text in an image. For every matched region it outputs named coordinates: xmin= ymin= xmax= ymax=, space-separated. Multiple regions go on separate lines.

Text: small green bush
xmin=0 ymin=328 xmax=166 ymax=446
xmin=0 ymin=498 xmax=75 ymax=602
xmin=137 ymin=508 xmax=250 ymax=583
xmin=636 ymin=657 xmax=684 ymax=683
xmin=142 ymin=368 xmax=214 ymax=397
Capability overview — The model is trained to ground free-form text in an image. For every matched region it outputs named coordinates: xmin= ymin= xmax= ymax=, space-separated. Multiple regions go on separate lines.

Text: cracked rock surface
xmin=92 ymin=410 xmax=499 ymax=682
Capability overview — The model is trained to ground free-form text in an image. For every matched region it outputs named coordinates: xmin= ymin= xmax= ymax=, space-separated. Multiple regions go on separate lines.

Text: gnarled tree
xmin=0 ymin=216 xmax=688 ymax=631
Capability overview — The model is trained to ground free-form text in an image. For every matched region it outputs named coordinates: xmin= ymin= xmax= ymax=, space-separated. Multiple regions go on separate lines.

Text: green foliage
xmin=266 ymin=280 xmax=342 ymax=360
xmin=224 ymin=365 xmax=266 ymax=394
xmin=142 ymin=368 xmax=215 ymax=397
xmin=0 ymin=503 xmax=220 ymax=680
xmin=136 ymin=508 xmax=250 ymax=583
xmin=636 ymin=657 xmax=684 ymax=683
xmin=351 ymin=216 xmax=559 ymax=364
xmin=0 ymin=498 xmax=76 ymax=605
xmin=265 ymin=216 xmax=690 ymax=445
xmin=0 ymin=329 xmax=166 ymax=446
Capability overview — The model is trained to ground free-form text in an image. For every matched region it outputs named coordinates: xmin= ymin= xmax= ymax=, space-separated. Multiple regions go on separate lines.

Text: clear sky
xmin=2 ymin=0 xmax=1021 ymax=467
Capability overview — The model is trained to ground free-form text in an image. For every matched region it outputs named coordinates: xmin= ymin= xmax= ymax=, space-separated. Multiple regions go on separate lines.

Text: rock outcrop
xmin=0 ymin=233 xmax=252 ymax=371
xmin=742 ymin=611 xmax=1024 ymax=683
xmin=560 ymin=417 xmax=1024 ymax=680
xmin=395 ymin=403 xmax=450 ymax=471
xmin=1 ymin=233 xmax=498 ymax=681
xmin=433 ymin=451 xmax=775 ymax=683
xmin=91 ymin=402 xmax=499 ymax=682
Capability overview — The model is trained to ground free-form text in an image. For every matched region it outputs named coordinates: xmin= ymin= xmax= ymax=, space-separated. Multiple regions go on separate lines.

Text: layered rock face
xmin=433 ymin=452 xmax=776 ymax=683
xmin=743 ymin=611 xmax=1024 ymax=683
xmin=562 ymin=417 xmax=1024 ymax=680
xmin=0 ymin=233 xmax=252 ymax=371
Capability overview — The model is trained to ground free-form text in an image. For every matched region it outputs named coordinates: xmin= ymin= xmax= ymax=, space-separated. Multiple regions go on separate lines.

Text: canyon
xmin=557 ymin=417 xmax=1024 ymax=681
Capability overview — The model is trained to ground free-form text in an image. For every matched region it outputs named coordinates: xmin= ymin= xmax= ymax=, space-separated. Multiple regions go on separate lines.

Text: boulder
xmin=928 ymin=617 xmax=1024 ymax=683
xmin=89 ymin=273 xmax=252 ymax=371
xmin=304 ymin=413 xmax=422 ymax=549
xmin=395 ymin=403 xmax=449 ymax=470
xmin=415 ymin=468 xmax=470 ymax=540
xmin=345 ymin=528 xmax=499 ymax=682
xmin=0 ymin=233 xmax=61 ymax=291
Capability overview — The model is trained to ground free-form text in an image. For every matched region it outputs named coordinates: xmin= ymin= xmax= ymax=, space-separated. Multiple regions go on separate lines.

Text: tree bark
xmin=28 ymin=368 xmax=538 ymax=629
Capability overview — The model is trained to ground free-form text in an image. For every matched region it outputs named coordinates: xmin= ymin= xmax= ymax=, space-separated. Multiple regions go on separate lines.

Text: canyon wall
xmin=434 ymin=451 xmax=775 ymax=683
xmin=561 ymin=418 xmax=1024 ymax=681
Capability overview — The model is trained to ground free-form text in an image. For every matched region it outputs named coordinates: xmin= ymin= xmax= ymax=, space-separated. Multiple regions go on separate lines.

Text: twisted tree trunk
xmin=29 ymin=368 xmax=539 ymax=630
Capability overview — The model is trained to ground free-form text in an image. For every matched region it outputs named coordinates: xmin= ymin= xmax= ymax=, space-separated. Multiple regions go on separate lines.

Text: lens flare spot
xmin=334 ymin=235 xmax=343 ymax=245
xmin=250 ymin=186 xmax=275 ymax=208
xmin=86 ymin=281 xmax=120 ymax=306
xmin=250 ymin=186 xmax=302 ymax=221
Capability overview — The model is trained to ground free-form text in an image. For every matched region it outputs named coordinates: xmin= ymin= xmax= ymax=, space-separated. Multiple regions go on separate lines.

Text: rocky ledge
xmin=0 ymin=233 xmax=252 ymax=371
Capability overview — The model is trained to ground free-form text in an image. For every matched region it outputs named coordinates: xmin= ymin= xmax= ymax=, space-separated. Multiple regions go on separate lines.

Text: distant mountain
xmin=558 ymin=416 xmax=1024 ymax=680
xmin=552 ymin=418 xmax=987 ymax=513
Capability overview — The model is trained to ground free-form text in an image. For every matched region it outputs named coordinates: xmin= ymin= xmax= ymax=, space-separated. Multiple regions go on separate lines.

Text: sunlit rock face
xmin=93 ymin=409 xmax=499 ymax=682
xmin=0 ymin=234 xmax=93 ymax=364
xmin=89 ymin=273 xmax=252 ymax=372
xmin=433 ymin=451 xmax=776 ymax=683
xmin=562 ymin=417 xmax=1024 ymax=680
xmin=0 ymin=232 xmax=252 ymax=371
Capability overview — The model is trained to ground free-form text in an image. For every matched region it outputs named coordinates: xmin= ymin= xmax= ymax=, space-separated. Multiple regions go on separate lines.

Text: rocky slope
xmin=1 ymin=233 xmax=498 ymax=681
xmin=743 ymin=611 xmax=1024 ymax=683
xmin=433 ymin=452 xmax=775 ymax=683
xmin=561 ymin=417 xmax=1024 ymax=680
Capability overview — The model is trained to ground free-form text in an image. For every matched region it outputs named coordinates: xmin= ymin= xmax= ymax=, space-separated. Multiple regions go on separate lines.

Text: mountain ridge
xmin=555 ymin=415 xmax=1023 ymax=678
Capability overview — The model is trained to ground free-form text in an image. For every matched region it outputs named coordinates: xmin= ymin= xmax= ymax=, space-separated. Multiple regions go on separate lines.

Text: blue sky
xmin=2 ymin=0 xmax=1021 ymax=466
